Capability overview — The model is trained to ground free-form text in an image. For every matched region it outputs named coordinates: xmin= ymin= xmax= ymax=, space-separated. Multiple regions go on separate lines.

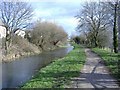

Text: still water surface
xmin=2 ymin=46 xmax=73 ymax=88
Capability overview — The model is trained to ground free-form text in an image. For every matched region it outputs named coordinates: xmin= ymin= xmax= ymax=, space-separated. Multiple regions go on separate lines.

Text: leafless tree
xmin=113 ymin=2 xmax=118 ymax=53
xmin=76 ymin=2 xmax=112 ymax=47
xmin=30 ymin=21 xmax=68 ymax=51
xmin=104 ymin=0 xmax=120 ymax=53
xmin=118 ymin=1 xmax=120 ymax=52
xmin=0 ymin=1 xmax=33 ymax=53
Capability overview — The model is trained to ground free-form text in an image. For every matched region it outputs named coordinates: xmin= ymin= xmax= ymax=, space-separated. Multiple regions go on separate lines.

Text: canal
xmin=2 ymin=45 xmax=73 ymax=88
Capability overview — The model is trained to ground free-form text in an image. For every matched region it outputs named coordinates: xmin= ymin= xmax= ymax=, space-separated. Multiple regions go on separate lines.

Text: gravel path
xmin=65 ymin=48 xmax=119 ymax=88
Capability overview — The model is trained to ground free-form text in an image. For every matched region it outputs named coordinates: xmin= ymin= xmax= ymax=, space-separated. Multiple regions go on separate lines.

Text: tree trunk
xmin=118 ymin=1 xmax=120 ymax=78
xmin=4 ymin=29 xmax=9 ymax=55
xmin=94 ymin=37 xmax=98 ymax=47
xmin=94 ymin=32 xmax=98 ymax=47
xmin=118 ymin=20 xmax=120 ymax=52
xmin=4 ymin=27 xmax=11 ymax=55
xmin=113 ymin=3 xmax=118 ymax=53
xmin=118 ymin=1 xmax=120 ymax=52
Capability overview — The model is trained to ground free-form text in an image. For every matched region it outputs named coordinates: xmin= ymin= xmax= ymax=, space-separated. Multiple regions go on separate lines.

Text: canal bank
xmin=22 ymin=44 xmax=86 ymax=88
xmin=1 ymin=36 xmax=67 ymax=63
xmin=2 ymin=45 xmax=73 ymax=88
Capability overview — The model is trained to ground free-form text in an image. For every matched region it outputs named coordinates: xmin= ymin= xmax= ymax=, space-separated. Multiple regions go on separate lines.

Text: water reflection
xmin=2 ymin=46 xmax=73 ymax=88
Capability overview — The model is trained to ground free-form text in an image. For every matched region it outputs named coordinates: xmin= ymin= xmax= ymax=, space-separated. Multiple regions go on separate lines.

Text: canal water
xmin=2 ymin=45 xmax=73 ymax=88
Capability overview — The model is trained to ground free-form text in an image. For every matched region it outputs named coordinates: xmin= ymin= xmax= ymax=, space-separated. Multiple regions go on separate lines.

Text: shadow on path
xmin=65 ymin=48 xmax=119 ymax=88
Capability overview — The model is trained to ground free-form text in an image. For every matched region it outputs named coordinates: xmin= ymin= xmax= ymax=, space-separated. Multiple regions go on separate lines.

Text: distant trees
xmin=28 ymin=21 xmax=68 ymax=51
xmin=0 ymin=1 xmax=33 ymax=53
xmin=71 ymin=36 xmax=80 ymax=44
xmin=76 ymin=1 xmax=120 ymax=53
xmin=76 ymin=2 xmax=111 ymax=48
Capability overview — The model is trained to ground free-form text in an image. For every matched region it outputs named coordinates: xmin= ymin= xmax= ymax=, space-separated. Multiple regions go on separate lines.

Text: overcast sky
xmin=30 ymin=0 xmax=99 ymax=37
xmin=30 ymin=1 xmax=84 ymax=37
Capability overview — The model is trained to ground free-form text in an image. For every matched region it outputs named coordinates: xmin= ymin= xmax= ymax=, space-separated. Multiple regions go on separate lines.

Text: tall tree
xmin=113 ymin=2 xmax=118 ymax=53
xmin=0 ymin=1 xmax=33 ymax=53
xmin=30 ymin=21 xmax=68 ymax=51
xmin=76 ymin=2 xmax=111 ymax=47
xmin=108 ymin=0 xmax=120 ymax=53
xmin=118 ymin=1 xmax=120 ymax=52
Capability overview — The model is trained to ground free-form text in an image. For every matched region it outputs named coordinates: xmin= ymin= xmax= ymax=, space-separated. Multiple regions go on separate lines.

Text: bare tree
xmin=49 ymin=26 xmax=68 ymax=45
xmin=30 ymin=21 xmax=68 ymax=51
xmin=113 ymin=2 xmax=118 ymax=53
xmin=118 ymin=1 xmax=120 ymax=52
xmin=0 ymin=1 xmax=33 ymax=53
xmin=118 ymin=15 xmax=120 ymax=52
xmin=76 ymin=2 xmax=111 ymax=47
xmin=106 ymin=0 xmax=119 ymax=53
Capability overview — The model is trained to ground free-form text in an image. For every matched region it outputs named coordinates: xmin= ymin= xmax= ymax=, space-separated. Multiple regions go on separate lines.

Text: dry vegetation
xmin=27 ymin=21 xmax=68 ymax=51
xmin=2 ymin=36 xmax=41 ymax=62
xmin=1 ymin=21 xmax=68 ymax=62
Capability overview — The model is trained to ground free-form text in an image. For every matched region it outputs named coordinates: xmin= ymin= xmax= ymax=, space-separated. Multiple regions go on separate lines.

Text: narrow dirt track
xmin=65 ymin=48 xmax=119 ymax=88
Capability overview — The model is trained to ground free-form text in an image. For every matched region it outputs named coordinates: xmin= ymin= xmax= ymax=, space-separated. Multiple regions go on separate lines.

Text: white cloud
xmin=58 ymin=17 xmax=79 ymax=27
xmin=3 ymin=0 xmax=113 ymax=3
xmin=30 ymin=0 xmax=99 ymax=3
xmin=34 ymin=9 xmax=52 ymax=17
xmin=31 ymin=1 xmax=81 ymax=36
xmin=22 ymin=0 xmax=85 ymax=3
xmin=54 ymin=17 xmax=79 ymax=36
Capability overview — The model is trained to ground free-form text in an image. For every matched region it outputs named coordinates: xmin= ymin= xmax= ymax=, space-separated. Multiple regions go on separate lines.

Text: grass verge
xmin=22 ymin=44 xmax=86 ymax=88
xmin=92 ymin=48 xmax=120 ymax=82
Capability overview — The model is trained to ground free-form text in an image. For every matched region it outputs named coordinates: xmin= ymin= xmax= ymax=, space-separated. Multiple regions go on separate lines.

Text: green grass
xmin=92 ymin=48 xmax=120 ymax=81
xmin=22 ymin=44 xmax=86 ymax=88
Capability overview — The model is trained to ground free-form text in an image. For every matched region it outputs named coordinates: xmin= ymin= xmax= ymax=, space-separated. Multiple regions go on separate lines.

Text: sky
xmin=28 ymin=0 xmax=102 ymax=37
xmin=2 ymin=0 xmax=101 ymax=37
xmin=30 ymin=1 xmax=85 ymax=37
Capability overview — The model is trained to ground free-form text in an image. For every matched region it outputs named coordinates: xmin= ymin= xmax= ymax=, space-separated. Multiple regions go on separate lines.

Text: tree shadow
xmin=69 ymin=60 xmax=120 ymax=88
xmin=26 ymin=56 xmax=86 ymax=88
xmin=91 ymin=50 xmax=120 ymax=81
xmin=28 ymin=70 xmax=80 ymax=88
xmin=63 ymin=60 xmax=85 ymax=65
xmin=28 ymin=60 xmax=120 ymax=88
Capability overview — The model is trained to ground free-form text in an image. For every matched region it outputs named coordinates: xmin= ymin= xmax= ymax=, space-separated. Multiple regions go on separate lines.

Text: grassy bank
xmin=92 ymin=48 xmax=120 ymax=81
xmin=1 ymin=36 xmax=68 ymax=63
xmin=2 ymin=36 xmax=41 ymax=63
xmin=22 ymin=44 xmax=86 ymax=88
